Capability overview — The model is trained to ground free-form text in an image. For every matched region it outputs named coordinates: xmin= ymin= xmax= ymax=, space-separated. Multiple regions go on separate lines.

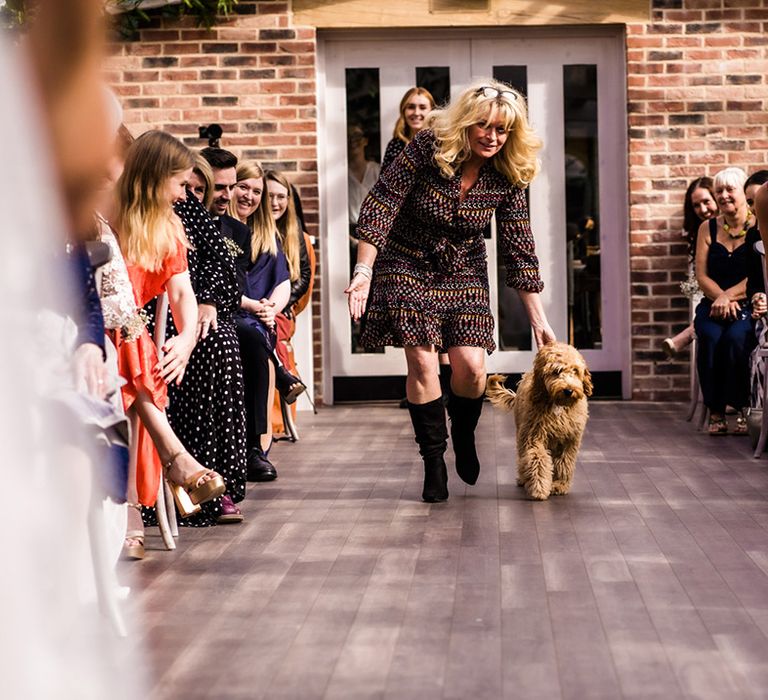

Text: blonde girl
xmin=346 ymin=79 xmax=554 ymax=504
xmin=114 ymin=130 xmax=224 ymax=541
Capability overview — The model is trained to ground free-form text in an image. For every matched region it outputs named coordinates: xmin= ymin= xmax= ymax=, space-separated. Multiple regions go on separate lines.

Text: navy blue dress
xmin=235 ymin=239 xmax=289 ymax=447
xmin=694 ymin=219 xmax=758 ymax=413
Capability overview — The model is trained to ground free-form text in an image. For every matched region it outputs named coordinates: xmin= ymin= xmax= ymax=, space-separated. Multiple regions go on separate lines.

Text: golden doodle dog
xmin=486 ymin=342 xmax=591 ymax=500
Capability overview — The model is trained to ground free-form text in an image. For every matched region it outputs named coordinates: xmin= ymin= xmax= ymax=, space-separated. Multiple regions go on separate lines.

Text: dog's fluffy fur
xmin=486 ymin=343 xmax=591 ymax=500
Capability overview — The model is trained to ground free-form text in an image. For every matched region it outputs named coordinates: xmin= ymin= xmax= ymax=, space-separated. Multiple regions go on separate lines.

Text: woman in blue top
xmin=232 ymin=160 xmax=290 ymax=479
xmin=694 ymin=167 xmax=758 ymax=435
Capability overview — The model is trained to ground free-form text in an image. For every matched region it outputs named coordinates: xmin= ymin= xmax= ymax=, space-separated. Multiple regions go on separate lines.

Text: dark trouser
xmin=235 ymin=317 xmax=273 ymax=449
xmin=694 ymin=301 xmax=756 ymax=413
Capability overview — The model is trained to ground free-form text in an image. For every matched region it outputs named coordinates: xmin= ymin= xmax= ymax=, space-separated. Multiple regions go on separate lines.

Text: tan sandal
xmin=165 ymin=451 xmax=226 ymax=518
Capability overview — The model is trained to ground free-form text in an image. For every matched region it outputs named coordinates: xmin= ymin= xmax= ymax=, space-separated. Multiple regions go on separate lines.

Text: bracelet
xmin=353 ymin=263 xmax=373 ymax=280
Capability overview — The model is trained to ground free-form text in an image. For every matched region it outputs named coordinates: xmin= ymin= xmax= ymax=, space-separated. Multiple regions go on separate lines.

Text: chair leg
xmin=88 ymin=496 xmax=127 ymax=637
xmin=155 ymin=478 xmax=176 ymax=550
xmin=755 ymin=377 xmax=768 ymax=458
xmin=686 ymin=342 xmax=699 ymax=422
xmin=163 ymin=480 xmax=178 ymax=538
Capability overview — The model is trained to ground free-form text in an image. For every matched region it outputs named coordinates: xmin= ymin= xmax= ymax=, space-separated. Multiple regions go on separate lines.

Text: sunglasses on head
xmin=475 ymin=86 xmax=518 ymax=101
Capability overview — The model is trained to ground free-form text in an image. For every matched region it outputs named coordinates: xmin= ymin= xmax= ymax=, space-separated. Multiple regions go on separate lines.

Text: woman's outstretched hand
xmin=345 ymin=272 xmax=371 ymax=322
xmin=533 ymin=322 xmax=557 ymax=349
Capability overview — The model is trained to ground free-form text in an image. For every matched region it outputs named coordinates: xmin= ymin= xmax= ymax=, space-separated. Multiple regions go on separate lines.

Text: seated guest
xmin=111 ymin=130 xmax=226 ymax=552
xmin=230 ymin=159 xmax=290 ymax=481
xmin=265 ymin=168 xmax=313 ymax=404
xmin=662 ymin=177 xmax=718 ymax=357
xmin=694 ymin=167 xmax=758 ymax=435
xmin=202 ymin=149 xmax=281 ymax=482
xmin=744 ymin=170 xmax=768 ymax=409
xmin=188 ymin=153 xmax=215 ymax=211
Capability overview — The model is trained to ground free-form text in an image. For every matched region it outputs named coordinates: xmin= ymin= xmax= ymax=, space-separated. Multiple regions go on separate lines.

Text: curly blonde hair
xmin=430 ymin=79 xmax=541 ymax=188
xmin=230 ymin=160 xmax=278 ymax=261
xmin=116 ymin=130 xmax=192 ymax=271
xmin=392 ymin=86 xmax=436 ymax=145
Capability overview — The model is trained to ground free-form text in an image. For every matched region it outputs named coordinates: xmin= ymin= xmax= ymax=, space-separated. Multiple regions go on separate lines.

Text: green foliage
xmin=1 ymin=1 xmax=239 ymax=38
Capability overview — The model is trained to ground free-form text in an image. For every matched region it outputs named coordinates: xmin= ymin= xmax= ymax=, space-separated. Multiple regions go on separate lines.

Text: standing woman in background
xmin=346 ymin=80 xmax=555 ymax=503
xmin=381 ymin=87 xmax=436 ymax=172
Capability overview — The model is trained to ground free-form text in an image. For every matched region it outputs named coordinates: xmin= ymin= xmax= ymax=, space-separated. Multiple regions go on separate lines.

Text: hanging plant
xmin=1 ymin=1 xmax=239 ymax=39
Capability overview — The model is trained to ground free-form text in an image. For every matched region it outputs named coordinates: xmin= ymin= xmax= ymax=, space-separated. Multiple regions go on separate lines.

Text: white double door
xmin=320 ymin=31 xmax=630 ymax=400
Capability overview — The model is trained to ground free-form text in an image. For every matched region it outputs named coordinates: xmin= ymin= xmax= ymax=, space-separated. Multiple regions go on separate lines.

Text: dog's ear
xmin=583 ymin=367 xmax=593 ymax=397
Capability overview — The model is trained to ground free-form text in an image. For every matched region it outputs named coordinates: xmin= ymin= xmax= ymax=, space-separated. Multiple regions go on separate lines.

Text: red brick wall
xmin=106 ymin=0 xmax=324 ymax=399
xmin=626 ymin=0 xmax=768 ymax=400
xmin=107 ymin=0 xmax=768 ymax=403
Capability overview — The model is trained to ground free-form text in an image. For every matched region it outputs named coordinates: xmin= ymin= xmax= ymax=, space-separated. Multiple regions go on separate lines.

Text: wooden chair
xmin=151 ymin=292 xmax=177 ymax=548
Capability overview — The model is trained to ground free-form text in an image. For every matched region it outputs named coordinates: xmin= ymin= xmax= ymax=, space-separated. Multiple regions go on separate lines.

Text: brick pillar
xmin=626 ymin=0 xmax=768 ymax=400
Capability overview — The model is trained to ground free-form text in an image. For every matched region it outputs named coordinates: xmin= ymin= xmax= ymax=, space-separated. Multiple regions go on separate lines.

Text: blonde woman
xmin=265 ymin=168 xmax=312 ymax=401
xmin=346 ymin=80 xmax=555 ymax=503
xmin=115 ymin=130 xmax=225 ymax=534
xmin=381 ymin=86 xmax=436 ymax=172
xmin=230 ymin=160 xmax=291 ymax=480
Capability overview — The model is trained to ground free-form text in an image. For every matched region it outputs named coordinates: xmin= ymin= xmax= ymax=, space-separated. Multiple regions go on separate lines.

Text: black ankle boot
xmin=407 ymin=398 xmax=449 ymax=503
xmin=446 ymin=392 xmax=484 ymax=485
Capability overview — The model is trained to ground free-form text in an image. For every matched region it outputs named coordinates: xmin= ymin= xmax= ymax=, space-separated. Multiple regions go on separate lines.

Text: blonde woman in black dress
xmin=346 ymin=79 xmax=555 ymax=503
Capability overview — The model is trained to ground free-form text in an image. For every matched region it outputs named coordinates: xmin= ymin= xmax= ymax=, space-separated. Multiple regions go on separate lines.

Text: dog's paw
xmin=550 ymin=480 xmax=571 ymax=496
xmin=525 ymin=486 xmax=550 ymax=501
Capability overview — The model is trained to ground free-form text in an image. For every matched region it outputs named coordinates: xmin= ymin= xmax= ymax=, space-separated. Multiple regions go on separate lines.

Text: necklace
xmin=723 ymin=212 xmax=751 ymax=238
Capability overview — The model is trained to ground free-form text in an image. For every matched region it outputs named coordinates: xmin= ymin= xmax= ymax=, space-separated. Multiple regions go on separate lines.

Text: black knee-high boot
xmin=407 ymin=398 xmax=449 ymax=503
xmin=447 ymin=391 xmax=484 ymax=485
xmin=439 ymin=363 xmax=452 ymax=404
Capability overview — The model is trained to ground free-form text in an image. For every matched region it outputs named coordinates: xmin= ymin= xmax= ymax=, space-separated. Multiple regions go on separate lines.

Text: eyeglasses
xmin=475 ymin=86 xmax=518 ymax=102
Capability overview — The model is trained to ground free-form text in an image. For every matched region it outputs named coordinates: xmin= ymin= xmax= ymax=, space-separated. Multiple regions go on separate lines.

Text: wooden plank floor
xmin=121 ymin=402 xmax=768 ymax=700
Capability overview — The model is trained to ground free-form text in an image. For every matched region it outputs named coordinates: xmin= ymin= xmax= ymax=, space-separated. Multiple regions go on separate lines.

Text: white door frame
xmin=317 ymin=27 xmax=630 ymax=403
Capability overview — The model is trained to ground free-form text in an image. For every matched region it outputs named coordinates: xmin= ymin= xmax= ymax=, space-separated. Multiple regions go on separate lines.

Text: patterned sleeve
xmin=381 ymin=138 xmax=405 ymax=173
xmin=356 ymin=129 xmax=434 ymax=250
xmin=496 ymin=186 xmax=544 ymax=293
xmin=177 ymin=197 xmax=240 ymax=315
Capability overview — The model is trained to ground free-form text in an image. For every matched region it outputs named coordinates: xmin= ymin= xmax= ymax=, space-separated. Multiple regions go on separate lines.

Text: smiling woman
xmin=345 ymin=78 xmax=555 ymax=503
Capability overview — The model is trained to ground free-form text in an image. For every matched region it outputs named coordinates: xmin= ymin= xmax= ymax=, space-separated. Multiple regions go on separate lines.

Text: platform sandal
xmin=165 ymin=450 xmax=226 ymax=517
xmin=121 ymin=503 xmax=145 ymax=560
xmin=708 ymin=415 xmax=727 ymax=436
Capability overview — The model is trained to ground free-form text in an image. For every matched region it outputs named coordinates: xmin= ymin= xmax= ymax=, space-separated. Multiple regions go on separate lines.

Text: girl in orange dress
xmin=109 ymin=130 xmax=225 ymax=555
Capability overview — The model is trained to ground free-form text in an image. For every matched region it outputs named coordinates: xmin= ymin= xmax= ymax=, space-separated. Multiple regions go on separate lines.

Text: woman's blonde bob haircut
xmin=230 ymin=159 xmax=278 ymax=261
xmin=265 ymin=169 xmax=302 ymax=282
xmin=116 ymin=130 xmax=193 ymax=271
xmin=392 ymin=86 xmax=436 ymax=145
xmin=429 ymin=78 xmax=542 ymax=188
xmin=713 ymin=166 xmax=747 ymax=194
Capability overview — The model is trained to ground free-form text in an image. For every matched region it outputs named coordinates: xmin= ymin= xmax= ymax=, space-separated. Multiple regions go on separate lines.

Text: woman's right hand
xmin=710 ymin=292 xmax=738 ymax=320
xmin=345 ymin=272 xmax=371 ymax=322
xmin=256 ymin=298 xmax=276 ymax=329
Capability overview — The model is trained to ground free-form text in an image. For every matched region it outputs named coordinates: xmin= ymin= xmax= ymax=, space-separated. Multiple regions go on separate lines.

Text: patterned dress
xmin=357 ymin=128 xmax=543 ymax=353
xmin=381 ymin=137 xmax=406 ymax=173
xmin=149 ymin=195 xmax=248 ymax=526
